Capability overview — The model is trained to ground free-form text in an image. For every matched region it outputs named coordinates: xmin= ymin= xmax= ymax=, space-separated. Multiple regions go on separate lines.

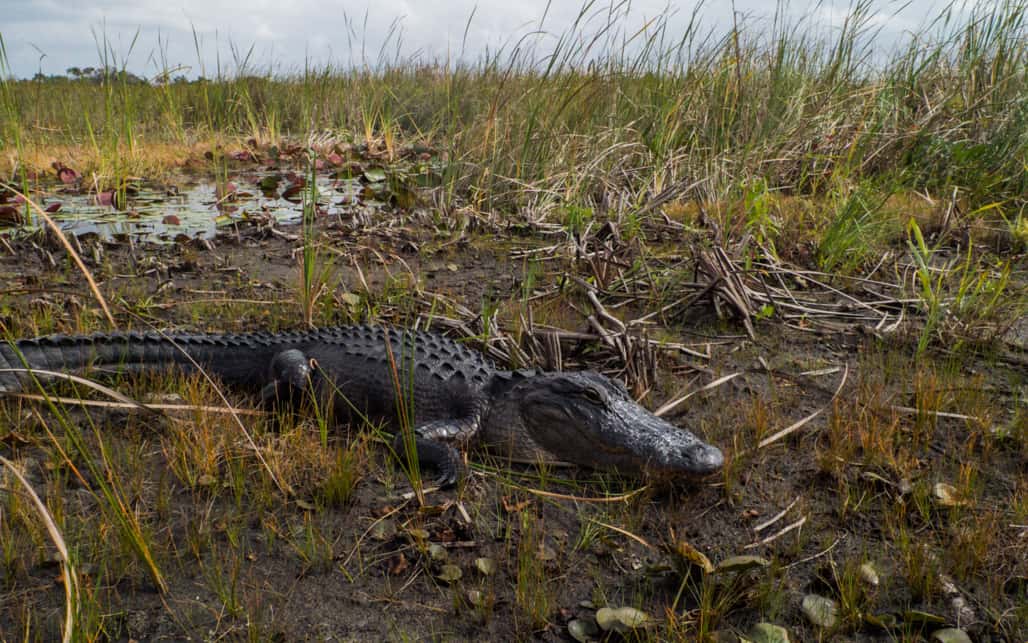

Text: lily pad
xmin=257 ymin=175 xmax=281 ymax=191
xmin=57 ymin=166 xmax=79 ymax=184
xmin=0 ymin=206 xmax=23 ymax=226
xmin=801 ymin=594 xmax=839 ymax=628
xmin=362 ymin=167 xmax=387 ymax=183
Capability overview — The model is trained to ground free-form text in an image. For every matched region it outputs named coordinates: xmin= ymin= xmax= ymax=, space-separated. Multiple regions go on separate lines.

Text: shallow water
xmin=3 ymin=172 xmax=373 ymax=242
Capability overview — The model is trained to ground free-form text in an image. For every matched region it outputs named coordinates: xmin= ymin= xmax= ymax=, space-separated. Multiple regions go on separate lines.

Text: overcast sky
xmin=1 ymin=1 xmax=970 ymax=79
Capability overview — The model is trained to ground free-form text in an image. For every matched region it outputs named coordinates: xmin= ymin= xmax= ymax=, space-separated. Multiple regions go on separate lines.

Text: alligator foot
xmin=260 ymin=349 xmax=315 ymax=408
xmin=392 ymin=432 xmax=463 ymax=489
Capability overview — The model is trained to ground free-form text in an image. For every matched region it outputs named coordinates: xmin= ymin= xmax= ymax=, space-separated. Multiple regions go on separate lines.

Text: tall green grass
xmin=1 ymin=1 xmax=1026 ymax=214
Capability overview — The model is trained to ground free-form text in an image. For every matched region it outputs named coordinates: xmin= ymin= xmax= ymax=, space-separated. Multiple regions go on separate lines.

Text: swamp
xmin=0 ymin=2 xmax=1026 ymax=641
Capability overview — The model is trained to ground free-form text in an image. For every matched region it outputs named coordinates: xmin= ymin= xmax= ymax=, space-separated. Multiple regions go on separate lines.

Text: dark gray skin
xmin=0 ymin=325 xmax=724 ymax=485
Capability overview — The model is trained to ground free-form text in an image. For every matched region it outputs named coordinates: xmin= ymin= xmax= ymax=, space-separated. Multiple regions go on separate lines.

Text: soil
xmin=0 ymin=190 xmax=1026 ymax=642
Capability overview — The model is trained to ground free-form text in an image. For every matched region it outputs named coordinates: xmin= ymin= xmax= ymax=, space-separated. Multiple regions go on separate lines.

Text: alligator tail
xmin=0 ymin=332 xmax=202 ymax=393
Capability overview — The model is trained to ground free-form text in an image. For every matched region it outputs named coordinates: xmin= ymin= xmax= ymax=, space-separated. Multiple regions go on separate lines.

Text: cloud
xmin=1 ymin=0 xmax=941 ymax=79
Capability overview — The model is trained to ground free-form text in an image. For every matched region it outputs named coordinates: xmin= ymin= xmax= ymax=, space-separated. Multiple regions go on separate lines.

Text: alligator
xmin=0 ymin=325 xmax=724 ymax=485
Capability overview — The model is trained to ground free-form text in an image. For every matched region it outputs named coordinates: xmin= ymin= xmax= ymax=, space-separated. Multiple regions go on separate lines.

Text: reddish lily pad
xmin=44 ymin=202 xmax=62 ymax=213
xmin=57 ymin=166 xmax=80 ymax=184
xmin=0 ymin=206 xmax=23 ymax=225
xmin=281 ymin=184 xmax=305 ymax=202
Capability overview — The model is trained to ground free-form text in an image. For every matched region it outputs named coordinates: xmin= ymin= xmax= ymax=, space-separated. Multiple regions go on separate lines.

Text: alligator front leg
xmin=392 ymin=416 xmax=480 ymax=488
xmin=260 ymin=349 xmax=315 ymax=407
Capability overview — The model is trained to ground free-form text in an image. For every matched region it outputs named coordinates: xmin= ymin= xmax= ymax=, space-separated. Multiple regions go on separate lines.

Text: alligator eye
xmin=582 ymin=387 xmax=604 ymax=405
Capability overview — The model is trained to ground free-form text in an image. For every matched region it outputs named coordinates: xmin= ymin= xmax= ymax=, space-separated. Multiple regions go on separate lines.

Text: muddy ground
xmin=0 ymin=184 xmax=1026 ymax=641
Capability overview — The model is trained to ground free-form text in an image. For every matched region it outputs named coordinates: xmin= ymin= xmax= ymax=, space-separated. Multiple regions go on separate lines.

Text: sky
xmin=0 ymin=0 xmax=969 ymax=79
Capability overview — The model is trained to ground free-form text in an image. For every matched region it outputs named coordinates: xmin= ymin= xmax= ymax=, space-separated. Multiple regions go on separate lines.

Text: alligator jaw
xmin=487 ymin=371 xmax=725 ymax=478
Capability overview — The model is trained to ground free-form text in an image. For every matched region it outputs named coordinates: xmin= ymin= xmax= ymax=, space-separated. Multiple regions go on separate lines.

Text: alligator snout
xmin=678 ymin=442 xmax=724 ymax=476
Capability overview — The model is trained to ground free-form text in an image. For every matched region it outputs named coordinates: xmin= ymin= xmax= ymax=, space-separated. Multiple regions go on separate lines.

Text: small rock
xmin=536 ymin=543 xmax=557 ymax=561
xmin=859 ymin=562 xmax=880 ymax=587
xmin=427 ymin=544 xmax=447 ymax=562
xmin=474 ymin=557 xmax=496 ymax=576
xmin=801 ymin=594 xmax=839 ymax=628
xmin=745 ymin=622 xmax=791 ymax=643
xmin=405 ymin=527 xmax=430 ymax=541
xmin=339 ymin=292 xmax=361 ymax=307
xmin=934 ymin=482 xmax=965 ymax=507
xmin=715 ymin=555 xmax=770 ymax=574
xmin=568 ymin=618 xmax=600 ymax=642
xmin=436 ymin=564 xmax=462 ymax=582
xmin=370 ymin=519 xmax=396 ymax=541
xmin=595 ymin=606 xmax=649 ymax=633
xmin=931 ymin=628 xmax=972 ymax=643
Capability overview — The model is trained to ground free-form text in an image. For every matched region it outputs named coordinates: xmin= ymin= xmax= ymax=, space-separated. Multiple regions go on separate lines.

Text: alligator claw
xmin=392 ymin=432 xmax=463 ymax=489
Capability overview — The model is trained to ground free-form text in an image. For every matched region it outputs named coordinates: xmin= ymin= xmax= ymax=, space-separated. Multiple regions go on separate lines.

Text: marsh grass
xmin=1 ymin=1 xmax=1026 ymax=225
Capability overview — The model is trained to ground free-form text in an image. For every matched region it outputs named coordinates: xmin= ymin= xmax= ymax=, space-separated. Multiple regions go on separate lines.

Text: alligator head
xmin=482 ymin=371 xmax=724 ymax=477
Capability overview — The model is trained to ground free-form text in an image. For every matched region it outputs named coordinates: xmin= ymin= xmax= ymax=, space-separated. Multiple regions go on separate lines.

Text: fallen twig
xmin=744 ymin=516 xmax=808 ymax=549
xmin=0 ymin=454 xmax=77 ymax=643
xmin=758 ymin=364 xmax=849 ymax=449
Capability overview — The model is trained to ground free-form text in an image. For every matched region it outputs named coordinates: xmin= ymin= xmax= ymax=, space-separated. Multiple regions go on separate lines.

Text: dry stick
xmin=753 ymin=496 xmax=801 ymax=532
xmin=340 ymin=502 xmax=409 ymax=569
xmin=515 ymin=484 xmax=650 ymax=504
xmin=2 ymin=391 xmax=263 ymax=416
xmin=655 ymin=372 xmax=743 ymax=418
xmin=6 ymin=186 xmax=115 ymax=327
xmin=586 ymin=517 xmax=655 ymax=550
xmin=0 ymin=368 xmax=158 ymax=415
xmin=757 ymin=364 xmax=849 ymax=450
xmin=783 ymin=537 xmax=842 ymax=570
xmin=889 ymin=405 xmax=981 ymax=421
xmin=0 ymin=454 xmax=77 ymax=643
xmin=632 ymin=277 xmax=723 ymax=325
xmin=744 ymin=516 xmax=808 ymax=549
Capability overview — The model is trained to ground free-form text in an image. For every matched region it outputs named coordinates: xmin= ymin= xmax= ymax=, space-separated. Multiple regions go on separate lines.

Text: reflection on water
xmin=3 ymin=173 xmax=366 ymax=242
